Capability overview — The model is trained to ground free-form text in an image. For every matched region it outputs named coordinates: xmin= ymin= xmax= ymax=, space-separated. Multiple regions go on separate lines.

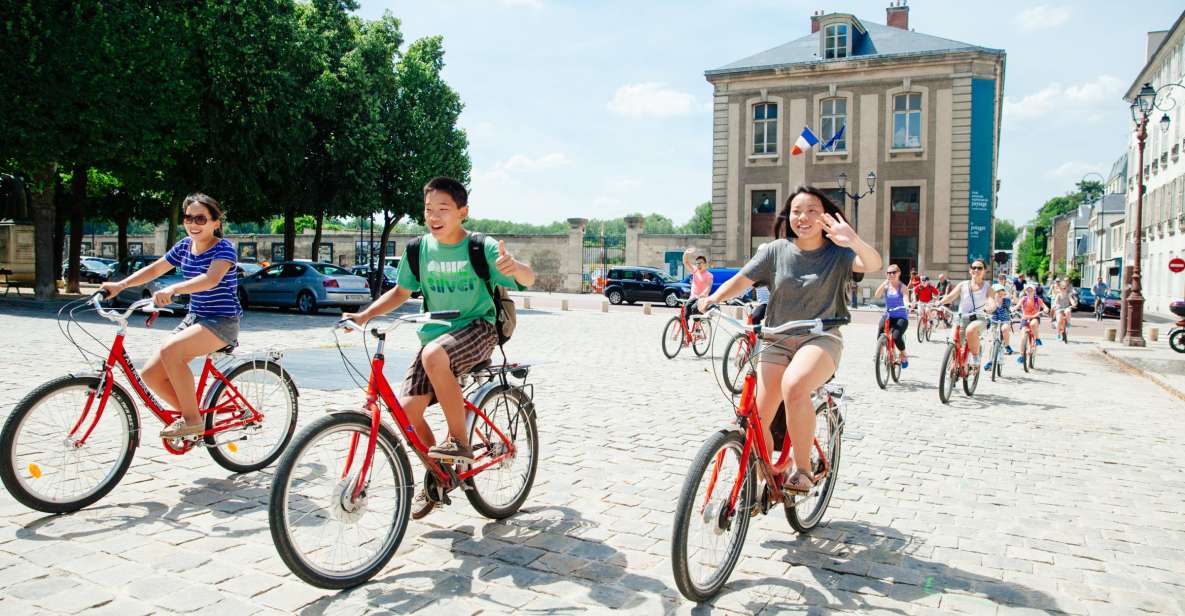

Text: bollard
xmin=524 ymin=296 xmax=531 ymax=310
xmin=1105 ymin=328 xmax=1117 ymax=342
xmin=602 ymin=299 xmax=609 ymax=313
xmin=561 ymin=299 xmax=569 ymax=311
xmin=643 ymin=303 xmax=652 ymax=315
xmin=1149 ymin=327 xmax=1159 ymax=342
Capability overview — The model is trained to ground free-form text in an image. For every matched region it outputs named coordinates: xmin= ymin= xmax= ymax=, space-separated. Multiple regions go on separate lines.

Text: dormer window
xmin=824 ymin=23 xmax=849 ymax=59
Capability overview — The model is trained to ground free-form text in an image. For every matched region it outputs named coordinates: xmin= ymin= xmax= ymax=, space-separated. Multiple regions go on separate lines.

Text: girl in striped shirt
xmin=100 ymin=193 xmax=241 ymax=438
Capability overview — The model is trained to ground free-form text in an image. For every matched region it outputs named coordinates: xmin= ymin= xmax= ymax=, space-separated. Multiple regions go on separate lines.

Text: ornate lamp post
xmin=1124 ymin=81 xmax=1183 ymax=346
xmin=837 ymin=170 xmax=876 ymax=231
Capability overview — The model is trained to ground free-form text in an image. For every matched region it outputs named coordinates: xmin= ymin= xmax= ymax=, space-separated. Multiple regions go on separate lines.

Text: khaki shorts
xmin=757 ymin=330 xmax=843 ymax=368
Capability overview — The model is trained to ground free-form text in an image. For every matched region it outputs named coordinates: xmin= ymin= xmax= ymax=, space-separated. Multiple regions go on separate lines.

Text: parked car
xmin=63 ymin=257 xmax=114 ymax=283
xmin=1101 ymin=290 xmax=1122 ymax=317
xmin=1075 ymin=287 xmax=1096 ymax=312
xmin=350 ymin=264 xmax=398 ymax=293
xmin=603 ymin=266 xmax=691 ymax=306
xmin=236 ymin=262 xmax=263 ymax=278
xmin=106 ymin=255 xmax=188 ymax=311
xmin=681 ymin=267 xmax=756 ymax=300
xmin=238 ymin=261 xmax=370 ymax=314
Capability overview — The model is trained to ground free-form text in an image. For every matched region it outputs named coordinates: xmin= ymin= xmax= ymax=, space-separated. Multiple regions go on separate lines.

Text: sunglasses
xmin=970 ymin=266 xmax=984 ymax=271
xmin=887 ymin=270 xmax=900 ymax=275
xmin=183 ymin=214 xmax=213 ymax=225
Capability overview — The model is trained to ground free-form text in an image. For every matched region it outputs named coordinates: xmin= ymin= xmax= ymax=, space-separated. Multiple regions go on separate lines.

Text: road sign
xmin=1170 ymin=257 xmax=1185 ymax=273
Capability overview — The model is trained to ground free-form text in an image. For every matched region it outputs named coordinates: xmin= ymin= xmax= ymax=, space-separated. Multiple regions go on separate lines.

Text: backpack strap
xmin=407 ymin=236 xmax=423 ymax=283
xmin=467 ymin=232 xmax=492 ymax=284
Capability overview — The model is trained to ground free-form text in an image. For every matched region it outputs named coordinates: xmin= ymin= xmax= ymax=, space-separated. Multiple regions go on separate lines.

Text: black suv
xmin=603 ymin=266 xmax=691 ymax=306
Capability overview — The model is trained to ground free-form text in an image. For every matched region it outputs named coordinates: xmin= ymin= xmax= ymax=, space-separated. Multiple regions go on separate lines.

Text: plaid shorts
xmin=400 ymin=319 xmax=498 ymax=400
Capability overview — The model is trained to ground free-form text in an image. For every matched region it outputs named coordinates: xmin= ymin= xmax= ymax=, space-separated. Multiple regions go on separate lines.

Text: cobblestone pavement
xmin=1 ymin=301 xmax=1183 ymax=615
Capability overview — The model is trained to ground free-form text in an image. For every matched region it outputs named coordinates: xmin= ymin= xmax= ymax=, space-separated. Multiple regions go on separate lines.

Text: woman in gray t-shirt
xmin=698 ymin=186 xmax=883 ymax=493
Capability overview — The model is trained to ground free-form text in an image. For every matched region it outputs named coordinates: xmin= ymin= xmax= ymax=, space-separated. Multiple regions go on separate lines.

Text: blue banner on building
xmin=968 ymin=79 xmax=996 ymax=264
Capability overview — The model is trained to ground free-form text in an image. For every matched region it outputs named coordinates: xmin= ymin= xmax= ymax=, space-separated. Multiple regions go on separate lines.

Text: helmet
xmin=991 ymin=283 xmax=1005 ymax=292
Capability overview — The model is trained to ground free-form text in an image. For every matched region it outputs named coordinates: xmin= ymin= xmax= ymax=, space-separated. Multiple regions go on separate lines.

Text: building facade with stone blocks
xmin=704 ymin=1 xmax=1004 ymax=295
xmin=1083 ymin=193 xmax=1127 ymax=290
xmin=1123 ymin=10 xmax=1185 ymax=316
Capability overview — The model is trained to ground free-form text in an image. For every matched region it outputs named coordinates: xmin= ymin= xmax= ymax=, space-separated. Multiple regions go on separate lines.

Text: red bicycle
xmin=672 ymin=306 xmax=847 ymax=601
xmin=0 ymin=294 xmax=299 ymax=513
xmin=268 ymin=311 xmax=539 ymax=589
xmin=874 ymin=308 xmax=904 ymax=389
xmin=719 ymin=301 xmax=760 ymax=395
xmin=938 ymin=312 xmax=983 ymax=404
xmin=1017 ymin=310 xmax=1045 ymax=372
xmin=663 ymin=299 xmax=713 ymax=358
xmin=915 ymin=301 xmax=938 ymax=342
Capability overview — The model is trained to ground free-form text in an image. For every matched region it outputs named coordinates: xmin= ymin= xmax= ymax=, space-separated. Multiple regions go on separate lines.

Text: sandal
xmin=783 ymin=470 xmax=815 ymax=494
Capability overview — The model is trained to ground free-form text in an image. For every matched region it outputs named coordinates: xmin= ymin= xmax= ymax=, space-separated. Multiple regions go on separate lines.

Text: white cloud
xmin=1045 ymin=161 xmax=1106 ymax=179
xmin=1014 ymin=5 xmax=1071 ymax=31
xmin=1003 ymin=75 xmax=1124 ymax=121
xmin=475 ymin=152 xmax=572 ymax=185
xmin=607 ymin=82 xmax=701 ymax=118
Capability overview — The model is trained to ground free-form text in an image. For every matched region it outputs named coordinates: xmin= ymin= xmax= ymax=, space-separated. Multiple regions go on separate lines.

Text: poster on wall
xmin=967 ymin=78 xmax=996 ymax=264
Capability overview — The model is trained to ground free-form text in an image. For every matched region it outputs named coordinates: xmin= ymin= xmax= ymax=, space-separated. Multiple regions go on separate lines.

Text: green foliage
xmin=993 ymin=218 xmax=1018 ymax=249
xmin=272 ymin=215 xmax=319 ymax=235
xmin=683 ymin=202 xmax=713 ymax=234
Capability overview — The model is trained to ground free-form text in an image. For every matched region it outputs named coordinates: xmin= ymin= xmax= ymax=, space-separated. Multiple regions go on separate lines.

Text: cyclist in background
xmin=935 ymin=273 xmax=950 ymax=297
xmin=875 ymin=265 xmax=910 ymax=369
xmin=938 ymin=259 xmax=991 ymax=370
xmin=1051 ymin=280 xmax=1074 ymax=337
xmin=682 ymin=248 xmax=713 ymax=323
xmin=1091 ymin=276 xmax=1109 ymax=316
xmin=982 ymin=284 xmax=1014 ymax=372
xmin=1017 ymin=283 xmax=1048 ymax=362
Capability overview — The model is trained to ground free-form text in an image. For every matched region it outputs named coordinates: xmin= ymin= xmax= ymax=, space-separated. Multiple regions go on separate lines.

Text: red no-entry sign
xmin=1171 ymin=257 xmax=1185 ymax=273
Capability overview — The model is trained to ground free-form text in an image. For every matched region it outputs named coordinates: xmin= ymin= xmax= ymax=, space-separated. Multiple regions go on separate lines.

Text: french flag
xmin=790 ymin=126 xmax=819 ymax=156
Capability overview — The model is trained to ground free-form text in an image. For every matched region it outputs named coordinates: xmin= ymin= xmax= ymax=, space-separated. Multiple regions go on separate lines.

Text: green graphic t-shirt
xmin=396 ymin=233 xmax=521 ymax=345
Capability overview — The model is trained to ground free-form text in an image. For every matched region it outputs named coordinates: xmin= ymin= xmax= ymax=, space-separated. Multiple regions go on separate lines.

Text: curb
xmin=1095 ymin=347 xmax=1185 ymax=404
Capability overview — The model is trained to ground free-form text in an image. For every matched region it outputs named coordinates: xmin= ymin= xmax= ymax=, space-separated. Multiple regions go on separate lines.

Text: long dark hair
xmin=773 ymin=185 xmax=851 ymax=243
xmin=182 ymin=192 xmax=224 ymax=238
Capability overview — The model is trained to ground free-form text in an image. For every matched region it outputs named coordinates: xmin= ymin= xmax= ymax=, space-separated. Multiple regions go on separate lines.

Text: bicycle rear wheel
xmin=692 ymin=319 xmax=713 ymax=357
xmin=464 ymin=386 xmax=538 ymax=519
xmin=204 ymin=360 xmax=299 ymax=473
xmin=671 ymin=429 xmax=754 ymax=602
xmin=1021 ymin=337 xmax=1030 ymax=373
xmin=269 ymin=412 xmax=413 ymax=589
xmin=786 ymin=398 xmax=842 ymax=532
xmin=721 ymin=333 xmax=751 ymax=395
xmin=661 ymin=317 xmax=683 ymax=359
xmin=874 ymin=335 xmax=890 ymax=390
xmin=989 ymin=341 xmax=1001 ymax=382
xmin=938 ymin=344 xmax=957 ymax=404
xmin=0 ymin=375 xmax=138 ymax=513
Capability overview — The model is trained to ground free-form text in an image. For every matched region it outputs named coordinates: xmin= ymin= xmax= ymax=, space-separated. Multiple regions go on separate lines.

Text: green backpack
xmin=405 ymin=232 xmax=517 ymax=346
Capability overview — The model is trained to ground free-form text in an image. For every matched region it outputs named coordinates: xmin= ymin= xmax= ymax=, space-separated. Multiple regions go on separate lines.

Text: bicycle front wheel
xmin=464 ymin=386 xmax=539 ymax=519
xmin=874 ymin=335 xmax=890 ymax=390
xmin=786 ymin=397 xmax=842 ymax=532
xmin=671 ymin=429 xmax=754 ymax=602
xmin=938 ymin=345 xmax=957 ymax=404
xmin=204 ymin=360 xmax=299 ymax=473
xmin=721 ymin=333 xmax=751 ymax=395
xmin=916 ymin=319 xmax=925 ymax=343
xmin=269 ymin=412 xmax=413 ymax=589
xmin=962 ymin=358 xmax=980 ymax=396
xmin=1021 ymin=337 xmax=1030 ymax=373
xmin=661 ymin=317 xmax=683 ymax=359
xmin=0 ymin=375 xmax=138 ymax=513
xmin=692 ymin=319 xmax=713 ymax=357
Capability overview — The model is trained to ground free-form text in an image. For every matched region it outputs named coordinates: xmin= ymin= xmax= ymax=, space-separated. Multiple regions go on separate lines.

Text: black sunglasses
xmin=183 ymin=214 xmax=212 ymax=225
xmin=970 ymin=265 xmax=985 ymax=271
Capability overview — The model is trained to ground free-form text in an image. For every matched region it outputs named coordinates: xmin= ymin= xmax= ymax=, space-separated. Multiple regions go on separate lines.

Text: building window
xmin=892 ymin=93 xmax=922 ymax=149
xmin=824 ymin=23 xmax=848 ymax=59
xmin=752 ymin=103 xmax=778 ymax=155
xmin=750 ymin=189 xmax=778 ymax=254
xmin=820 ymin=98 xmax=847 ymax=152
xmin=889 ymin=187 xmax=921 ymax=273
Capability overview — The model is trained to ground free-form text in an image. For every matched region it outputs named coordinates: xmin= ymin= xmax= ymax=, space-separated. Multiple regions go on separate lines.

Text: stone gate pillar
xmin=624 ymin=215 xmax=643 ymax=265
xmin=565 ymin=218 xmax=587 ymax=293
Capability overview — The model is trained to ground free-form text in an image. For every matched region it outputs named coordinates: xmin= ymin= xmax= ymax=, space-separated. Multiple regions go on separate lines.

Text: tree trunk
xmin=31 ymin=164 xmax=59 ymax=300
xmin=375 ymin=211 xmax=396 ymax=300
xmin=166 ymin=200 xmax=179 ymax=248
xmin=66 ymin=164 xmax=87 ymax=294
xmin=53 ymin=178 xmax=65 ymax=282
xmin=310 ymin=208 xmax=325 ymax=261
xmin=115 ymin=210 xmax=130 ymax=264
xmin=283 ymin=206 xmax=296 ymax=262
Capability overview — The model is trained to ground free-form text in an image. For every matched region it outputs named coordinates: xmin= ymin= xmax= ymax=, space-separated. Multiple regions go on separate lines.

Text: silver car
xmin=238 ymin=261 xmax=371 ymax=314
xmin=107 ymin=255 xmax=189 ymax=310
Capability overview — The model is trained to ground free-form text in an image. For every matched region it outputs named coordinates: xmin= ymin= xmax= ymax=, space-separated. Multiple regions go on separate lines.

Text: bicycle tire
xmin=962 ymin=358 xmax=980 ymax=396
xmin=874 ymin=335 xmax=889 ymax=390
xmin=1021 ymin=337 xmax=1030 ymax=373
xmin=1028 ymin=343 xmax=1036 ymax=370
xmin=938 ymin=344 xmax=957 ymax=404
xmin=671 ymin=429 xmax=754 ymax=602
xmin=661 ymin=317 xmax=683 ymax=359
xmin=269 ymin=412 xmax=413 ymax=589
xmin=721 ymin=333 xmax=751 ymax=395
xmin=786 ymin=399 xmax=842 ymax=532
xmin=463 ymin=386 xmax=538 ymax=519
xmin=204 ymin=360 xmax=299 ymax=473
xmin=692 ymin=319 xmax=713 ymax=357
xmin=916 ymin=319 xmax=924 ymax=343
xmin=1170 ymin=329 xmax=1185 ymax=354
xmin=0 ymin=375 xmax=139 ymax=513
xmin=990 ymin=341 xmax=1001 ymax=382
xmin=890 ymin=351 xmax=902 ymax=383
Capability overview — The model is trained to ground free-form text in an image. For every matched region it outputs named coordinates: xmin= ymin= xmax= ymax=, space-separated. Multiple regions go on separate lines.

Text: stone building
xmin=704 ymin=1 xmax=1005 ymax=290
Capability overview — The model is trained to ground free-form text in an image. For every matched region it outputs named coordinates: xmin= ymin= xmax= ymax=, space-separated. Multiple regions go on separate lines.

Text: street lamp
xmin=1123 ymin=80 xmax=1184 ymax=347
xmin=837 ymin=170 xmax=876 ymax=232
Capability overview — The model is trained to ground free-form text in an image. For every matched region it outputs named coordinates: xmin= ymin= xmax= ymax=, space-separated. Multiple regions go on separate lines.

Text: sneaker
xmin=900 ymin=359 xmax=909 ymax=369
xmin=427 ymin=437 xmax=476 ymax=463
xmin=411 ymin=487 xmax=437 ymax=520
xmin=1016 ymin=355 xmax=1026 ymax=365
xmin=1005 ymin=345 xmax=1014 ymax=355
xmin=1035 ymin=338 xmax=1043 ymax=346
xmin=983 ymin=361 xmax=993 ymax=371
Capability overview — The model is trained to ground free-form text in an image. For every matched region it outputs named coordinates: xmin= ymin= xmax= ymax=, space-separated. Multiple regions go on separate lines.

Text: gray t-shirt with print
xmin=739 ymin=239 xmax=856 ymax=329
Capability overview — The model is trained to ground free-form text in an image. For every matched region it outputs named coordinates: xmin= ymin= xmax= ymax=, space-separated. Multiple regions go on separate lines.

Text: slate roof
xmin=1097 ymin=193 xmax=1126 ymax=214
xmin=707 ymin=19 xmax=1003 ymax=77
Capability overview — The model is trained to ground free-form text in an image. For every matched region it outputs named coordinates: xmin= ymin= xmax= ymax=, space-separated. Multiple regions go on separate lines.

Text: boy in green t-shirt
xmin=345 ymin=177 xmax=535 ymax=518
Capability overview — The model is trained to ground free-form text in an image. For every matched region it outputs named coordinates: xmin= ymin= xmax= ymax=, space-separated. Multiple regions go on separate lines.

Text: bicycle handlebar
xmin=704 ymin=304 xmax=848 ymax=336
xmin=88 ymin=292 xmax=173 ymax=323
xmin=336 ymin=309 xmax=460 ymax=335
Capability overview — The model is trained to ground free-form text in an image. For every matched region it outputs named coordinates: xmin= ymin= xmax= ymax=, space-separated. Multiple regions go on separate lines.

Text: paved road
xmin=0 ymin=302 xmax=1183 ymax=615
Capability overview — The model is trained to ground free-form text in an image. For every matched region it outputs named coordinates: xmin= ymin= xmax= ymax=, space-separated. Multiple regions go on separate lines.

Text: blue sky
xmin=357 ymin=1 xmax=1185 ymax=227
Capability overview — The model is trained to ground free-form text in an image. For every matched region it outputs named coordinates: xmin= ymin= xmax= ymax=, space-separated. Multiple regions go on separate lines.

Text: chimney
xmin=886 ymin=0 xmax=909 ymax=30
xmin=810 ymin=10 xmax=824 ymax=33
xmin=1147 ymin=30 xmax=1168 ymax=62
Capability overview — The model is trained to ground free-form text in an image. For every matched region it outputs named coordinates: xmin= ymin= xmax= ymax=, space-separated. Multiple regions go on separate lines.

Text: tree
xmin=681 ymin=201 xmax=712 ymax=234
xmin=994 ymin=218 xmax=1018 ymax=250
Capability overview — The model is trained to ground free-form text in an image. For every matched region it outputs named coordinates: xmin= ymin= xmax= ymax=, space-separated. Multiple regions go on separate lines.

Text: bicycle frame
xmin=948 ymin=320 xmax=969 ymax=376
xmin=881 ymin=314 xmax=898 ymax=363
xmin=341 ymin=335 xmax=519 ymax=501
xmin=72 ymin=325 xmax=260 ymax=451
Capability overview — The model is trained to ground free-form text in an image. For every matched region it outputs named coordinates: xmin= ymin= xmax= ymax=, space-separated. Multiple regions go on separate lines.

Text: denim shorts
xmin=174 ymin=313 xmax=240 ymax=348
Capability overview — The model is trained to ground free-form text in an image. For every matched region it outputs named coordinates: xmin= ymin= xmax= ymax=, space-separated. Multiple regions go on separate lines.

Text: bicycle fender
xmin=464 ymin=382 xmax=534 ymax=435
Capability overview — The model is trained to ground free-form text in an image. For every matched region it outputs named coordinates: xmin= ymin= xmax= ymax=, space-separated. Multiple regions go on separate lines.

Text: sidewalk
xmin=1096 ymin=337 xmax=1185 ymax=401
